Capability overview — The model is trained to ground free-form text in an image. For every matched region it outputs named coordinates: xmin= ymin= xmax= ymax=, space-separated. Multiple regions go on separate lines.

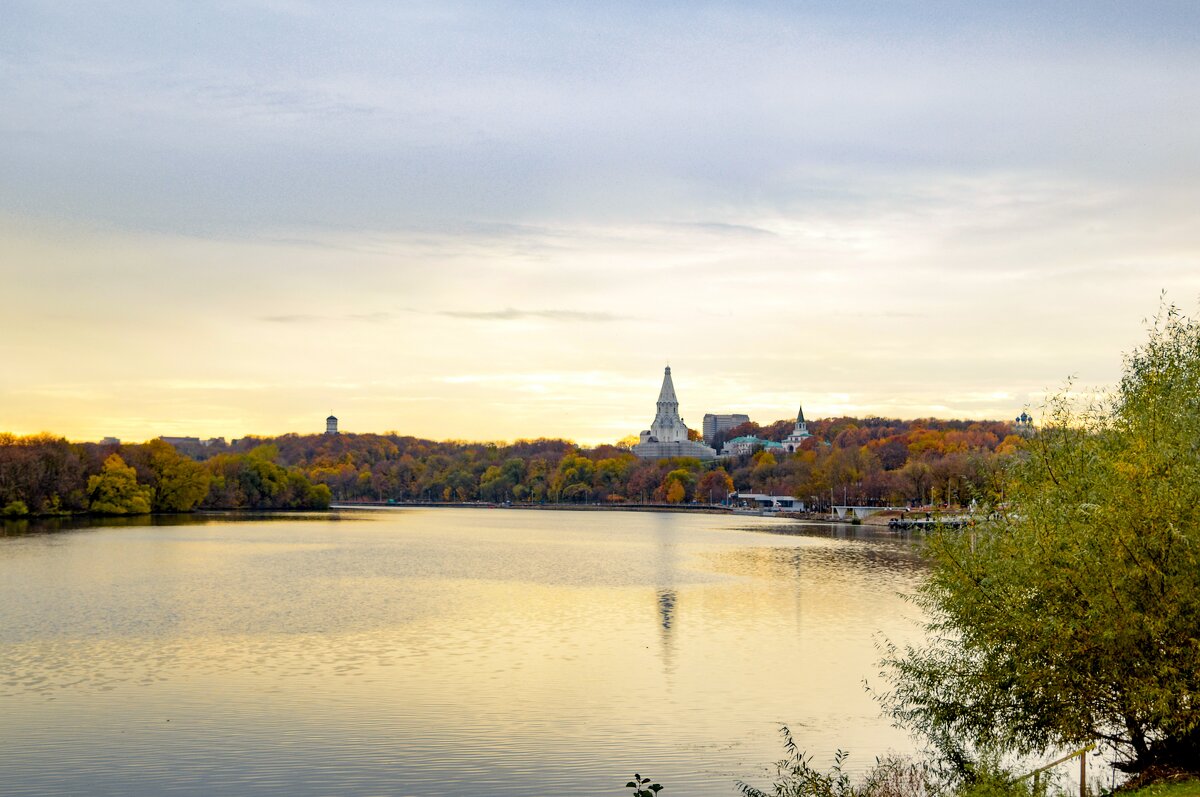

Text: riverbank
xmin=331 ymin=500 xmax=736 ymax=514
xmin=329 ymin=500 xmax=875 ymax=522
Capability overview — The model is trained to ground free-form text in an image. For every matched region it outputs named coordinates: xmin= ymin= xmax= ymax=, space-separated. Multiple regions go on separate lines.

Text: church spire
xmin=782 ymin=402 xmax=812 ymax=451
xmin=649 ymin=366 xmax=686 ymax=443
xmin=632 ymin=366 xmax=716 ymax=459
xmin=657 ymin=366 xmax=678 ymax=405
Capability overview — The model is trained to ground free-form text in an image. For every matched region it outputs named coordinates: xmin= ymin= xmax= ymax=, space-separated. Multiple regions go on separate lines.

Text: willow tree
xmin=882 ymin=305 xmax=1200 ymax=775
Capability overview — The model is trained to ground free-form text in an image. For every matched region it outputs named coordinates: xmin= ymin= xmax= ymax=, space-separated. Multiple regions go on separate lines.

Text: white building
xmin=729 ymin=492 xmax=806 ymax=513
xmin=325 ymin=414 xmax=339 ymax=435
xmin=782 ymin=405 xmax=813 ymax=452
xmin=720 ymin=435 xmax=784 ymax=457
xmin=632 ymin=367 xmax=717 ymax=460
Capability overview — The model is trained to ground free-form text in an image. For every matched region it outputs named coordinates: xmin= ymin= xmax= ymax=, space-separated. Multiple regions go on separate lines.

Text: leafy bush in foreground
xmin=881 ymin=305 xmax=1200 ymax=774
xmin=737 ymin=727 xmax=936 ymax=797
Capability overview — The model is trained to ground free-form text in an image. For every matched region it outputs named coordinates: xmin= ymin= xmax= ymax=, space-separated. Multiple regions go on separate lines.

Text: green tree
xmin=136 ymin=439 xmax=211 ymax=512
xmin=593 ymin=456 xmax=632 ymax=497
xmin=87 ymin=454 xmax=152 ymax=515
xmin=882 ymin=305 xmax=1200 ymax=774
xmin=201 ymin=447 xmax=329 ymax=510
xmin=478 ymin=464 xmax=510 ymax=502
xmin=552 ymin=454 xmax=595 ymax=502
xmin=2 ymin=499 xmax=28 ymax=517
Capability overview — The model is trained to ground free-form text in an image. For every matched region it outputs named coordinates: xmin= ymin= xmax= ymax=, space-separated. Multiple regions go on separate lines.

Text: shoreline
xmin=331 ymin=500 xmax=736 ymax=515
xmin=329 ymin=500 xmax=851 ymax=521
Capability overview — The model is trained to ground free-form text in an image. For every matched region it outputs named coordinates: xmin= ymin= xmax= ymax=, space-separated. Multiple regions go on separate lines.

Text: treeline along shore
xmin=1 ymin=415 xmax=1024 ymax=518
xmin=0 ymin=437 xmax=332 ymax=516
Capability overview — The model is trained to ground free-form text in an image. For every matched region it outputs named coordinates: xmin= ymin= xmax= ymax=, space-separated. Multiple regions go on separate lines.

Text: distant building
xmin=782 ymin=405 xmax=813 ymax=452
xmin=100 ymin=437 xmax=121 ymax=446
xmin=1014 ymin=411 xmax=1034 ymax=436
xmin=632 ymin=367 xmax=716 ymax=460
xmin=729 ymin=492 xmax=806 ymax=513
xmin=720 ymin=435 xmax=784 ymax=457
xmin=160 ymin=436 xmax=202 ymax=448
xmin=702 ymin=413 xmax=750 ymax=445
xmin=325 ymin=414 xmax=339 ymax=435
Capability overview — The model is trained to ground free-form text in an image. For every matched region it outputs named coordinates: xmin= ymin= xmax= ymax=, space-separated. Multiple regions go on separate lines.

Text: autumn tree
xmin=899 ymin=460 xmax=933 ymax=505
xmin=201 ymin=446 xmax=330 ymax=510
xmin=0 ymin=433 xmax=89 ymax=514
xmin=713 ymin=420 xmax=761 ymax=454
xmin=478 ymin=465 xmax=509 ymax=502
xmin=625 ymin=461 xmax=664 ymax=504
xmin=748 ymin=450 xmax=778 ymax=492
xmin=128 ymin=439 xmax=211 ymax=512
xmin=593 ymin=456 xmax=633 ymax=499
xmin=88 ymin=454 xmax=152 ymax=515
xmin=615 ymin=434 xmax=641 ymax=450
xmin=0 ymin=418 xmax=1026 ymax=514
xmin=696 ymin=469 xmax=734 ymax=503
xmin=659 ymin=468 xmax=695 ymax=502
xmin=552 ymin=454 xmax=595 ymax=502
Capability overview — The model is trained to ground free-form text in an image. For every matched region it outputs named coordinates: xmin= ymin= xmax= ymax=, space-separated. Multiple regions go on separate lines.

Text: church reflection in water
xmin=657 ymin=588 xmax=676 ymax=632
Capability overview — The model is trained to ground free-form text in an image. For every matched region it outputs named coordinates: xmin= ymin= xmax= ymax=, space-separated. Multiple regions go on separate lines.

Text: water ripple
xmin=0 ymin=510 xmax=925 ymax=796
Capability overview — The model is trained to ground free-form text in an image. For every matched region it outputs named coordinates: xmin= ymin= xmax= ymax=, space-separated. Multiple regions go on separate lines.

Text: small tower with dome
xmin=325 ymin=413 xmax=339 ymax=435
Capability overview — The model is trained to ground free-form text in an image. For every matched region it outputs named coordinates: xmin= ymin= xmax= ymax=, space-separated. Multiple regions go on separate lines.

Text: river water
xmin=0 ymin=508 xmax=927 ymax=796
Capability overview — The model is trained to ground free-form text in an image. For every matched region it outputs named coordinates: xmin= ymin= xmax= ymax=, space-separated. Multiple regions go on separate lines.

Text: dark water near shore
xmin=0 ymin=508 xmax=926 ymax=796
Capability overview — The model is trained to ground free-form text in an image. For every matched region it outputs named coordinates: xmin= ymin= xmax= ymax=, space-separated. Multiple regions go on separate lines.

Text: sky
xmin=3 ymin=1 xmax=1199 ymax=445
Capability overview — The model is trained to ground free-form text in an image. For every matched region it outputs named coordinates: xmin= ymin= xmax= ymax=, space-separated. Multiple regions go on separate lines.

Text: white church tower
xmin=649 ymin=366 xmax=688 ymax=443
xmin=782 ymin=405 xmax=812 ymax=452
xmin=632 ymin=367 xmax=716 ymax=459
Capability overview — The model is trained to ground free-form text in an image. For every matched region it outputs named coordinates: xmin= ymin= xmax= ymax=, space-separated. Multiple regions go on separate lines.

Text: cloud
xmin=260 ymin=313 xmax=325 ymax=323
xmin=4 ymin=1 xmax=1199 ymax=246
xmin=665 ymin=221 xmax=779 ymax=238
xmin=436 ymin=308 xmax=633 ymax=323
xmin=259 ymin=310 xmax=408 ymax=324
xmin=259 ymin=307 xmax=629 ymax=324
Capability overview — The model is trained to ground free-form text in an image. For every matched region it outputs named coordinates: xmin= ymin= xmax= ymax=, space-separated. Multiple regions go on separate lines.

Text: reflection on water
xmin=0 ymin=509 xmax=926 ymax=796
xmin=658 ymin=589 xmax=677 ymax=631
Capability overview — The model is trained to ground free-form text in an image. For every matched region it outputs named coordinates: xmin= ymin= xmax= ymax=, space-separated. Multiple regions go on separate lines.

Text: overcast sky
xmin=3 ymin=1 xmax=1199 ymax=443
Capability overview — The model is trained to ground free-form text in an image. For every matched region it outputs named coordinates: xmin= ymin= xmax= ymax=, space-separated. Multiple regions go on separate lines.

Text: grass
xmin=1120 ymin=780 xmax=1200 ymax=797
